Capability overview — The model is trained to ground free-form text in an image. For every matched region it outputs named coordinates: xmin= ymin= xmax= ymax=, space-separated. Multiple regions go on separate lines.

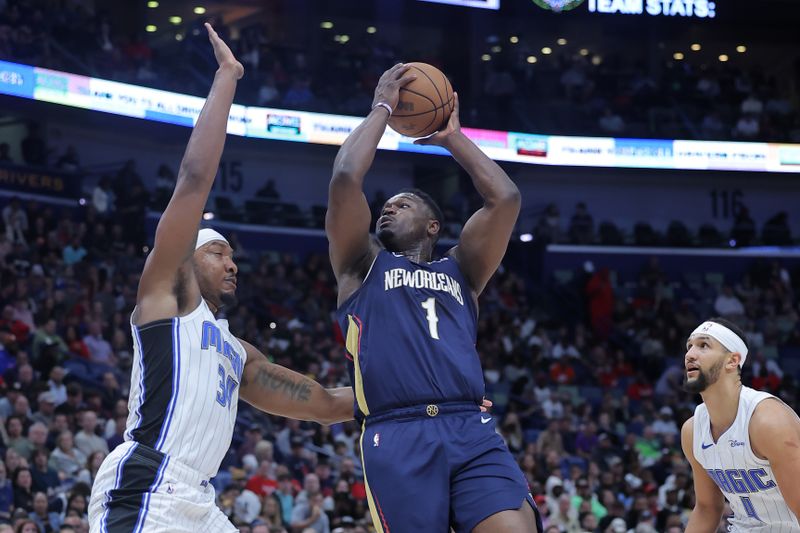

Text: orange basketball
xmin=387 ymin=62 xmax=454 ymax=138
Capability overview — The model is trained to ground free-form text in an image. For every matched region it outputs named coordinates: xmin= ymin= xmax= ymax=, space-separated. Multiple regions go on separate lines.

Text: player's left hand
xmin=480 ymin=397 xmax=493 ymax=413
xmin=414 ymin=92 xmax=461 ymax=147
xmin=206 ymin=23 xmax=244 ymax=80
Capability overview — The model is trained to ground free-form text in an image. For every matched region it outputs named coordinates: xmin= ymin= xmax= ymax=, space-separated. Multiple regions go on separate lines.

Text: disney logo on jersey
xmin=200 ymin=321 xmax=244 ymax=380
xmin=384 ymin=268 xmax=464 ymax=305
xmin=729 ymin=439 xmax=745 ymax=448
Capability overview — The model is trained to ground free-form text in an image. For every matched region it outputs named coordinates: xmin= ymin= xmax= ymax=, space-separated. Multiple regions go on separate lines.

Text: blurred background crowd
xmin=0 ymin=185 xmax=797 ymax=533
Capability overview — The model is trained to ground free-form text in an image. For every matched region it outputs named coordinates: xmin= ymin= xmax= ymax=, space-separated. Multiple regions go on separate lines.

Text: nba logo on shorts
xmin=373 ymin=433 xmax=380 ymax=447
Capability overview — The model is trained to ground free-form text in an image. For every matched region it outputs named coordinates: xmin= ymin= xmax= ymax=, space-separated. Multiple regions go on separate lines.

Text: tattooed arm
xmin=238 ymin=339 xmax=354 ymax=425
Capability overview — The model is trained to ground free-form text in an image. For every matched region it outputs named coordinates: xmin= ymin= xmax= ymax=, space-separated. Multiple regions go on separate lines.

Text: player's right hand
xmin=205 ymin=23 xmax=244 ymax=80
xmin=372 ymin=63 xmax=416 ymax=112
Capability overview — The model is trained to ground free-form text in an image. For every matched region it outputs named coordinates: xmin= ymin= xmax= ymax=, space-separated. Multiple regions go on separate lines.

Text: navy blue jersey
xmin=336 ymin=250 xmax=484 ymax=417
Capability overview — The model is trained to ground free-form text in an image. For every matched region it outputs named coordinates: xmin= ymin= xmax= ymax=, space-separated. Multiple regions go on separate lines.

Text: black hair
xmin=706 ymin=317 xmax=750 ymax=354
xmin=396 ymin=188 xmax=444 ymax=225
xmin=395 ymin=188 xmax=444 ymax=246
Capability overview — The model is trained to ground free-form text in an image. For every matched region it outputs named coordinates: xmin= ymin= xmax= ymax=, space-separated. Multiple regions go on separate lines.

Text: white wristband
xmin=372 ymin=102 xmax=392 ymax=116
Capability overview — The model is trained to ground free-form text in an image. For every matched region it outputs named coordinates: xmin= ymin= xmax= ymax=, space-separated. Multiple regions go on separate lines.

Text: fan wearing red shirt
xmin=246 ymin=460 xmax=278 ymax=497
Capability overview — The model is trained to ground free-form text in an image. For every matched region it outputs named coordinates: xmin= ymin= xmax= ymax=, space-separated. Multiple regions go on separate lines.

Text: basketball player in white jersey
xmin=88 ymin=25 xmax=354 ymax=532
xmin=681 ymin=317 xmax=800 ymax=532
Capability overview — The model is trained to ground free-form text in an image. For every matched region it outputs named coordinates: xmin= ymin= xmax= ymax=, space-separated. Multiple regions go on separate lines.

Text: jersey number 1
xmin=421 ymin=297 xmax=440 ymax=340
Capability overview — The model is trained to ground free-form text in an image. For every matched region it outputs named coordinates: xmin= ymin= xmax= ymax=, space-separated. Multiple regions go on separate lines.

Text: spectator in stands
xmin=730 ymin=206 xmax=756 ymax=247
xmin=0 ymin=306 xmax=30 ymax=345
xmin=30 ymin=320 xmax=67 ymax=366
xmin=537 ymin=419 xmax=565 ymax=457
xmin=152 ymin=164 xmax=175 ymax=210
xmin=11 ymin=467 xmax=33 ymax=513
xmin=0 ymin=462 xmax=11 ymax=522
xmin=115 ymin=176 xmax=149 ymax=251
xmin=696 ymin=73 xmax=721 ymax=99
xmin=234 ymin=487 xmax=262 ymax=526
xmin=46 ymin=367 xmax=67 ymax=406
xmin=29 ymin=490 xmax=61 ymax=531
xmin=734 ymin=113 xmax=760 ymax=139
xmin=741 ymin=93 xmax=764 ymax=115
xmin=2 ymin=198 xmax=28 ymax=245
xmin=256 ymin=179 xmax=281 ymax=200
xmin=700 ymin=111 xmax=725 ymax=139
xmin=5 ymin=416 xmax=33 ymax=461
xmin=548 ymin=492 xmax=578 ymax=531
xmin=535 ymin=203 xmax=563 ymax=244
xmin=48 ymin=431 xmax=86 ymax=479
xmin=62 ymin=236 xmax=87 ymax=266
xmin=20 ymin=123 xmax=46 ymax=166
xmin=568 ymin=202 xmax=595 ymax=244
xmin=81 ymin=321 xmax=114 ymax=366
xmin=761 ymin=211 xmax=792 ymax=245
xmin=713 ymin=285 xmax=745 ymax=318
xmin=575 ymin=421 xmax=600 ymax=459
xmin=73 ymin=411 xmax=108 ymax=457
xmin=268 ymin=471 xmax=293 ymax=523
xmin=259 ymin=493 xmax=286 ymax=528
xmin=257 ymin=75 xmax=280 ymax=107
xmin=549 ymin=358 xmax=576 ymax=385
xmin=91 ymin=177 xmax=115 ymax=217
xmin=626 ymin=372 xmax=654 ymax=401
xmin=29 ymin=450 xmax=58 ymax=495
xmin=586 ymin=267 xmax=614 ymax=340
xmin=651 ymin=407 xmax=678 ymax=437
xmin=246 ymin=459 xmax=279 ymax=498
xmin=291 ymin=491 xmax=329 ymax=533
xmin=105 ymin=413 xmax=127 ymax=451
xmin=598 ymin=108 xmax=625 ymax=134
xmin=25 ymin=423 xmax=47 ymax=457
xmin=282 ymin=77 xmax=315 ymax=109
xmin=55 ymin=146 xmax=81 ymax=173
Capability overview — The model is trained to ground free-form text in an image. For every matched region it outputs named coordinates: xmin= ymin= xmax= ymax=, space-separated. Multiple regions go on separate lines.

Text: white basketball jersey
xmin=693 ymin=386 xmax=800 ymax=531
xmin=125 ymin=299 xmax=246 ymax=478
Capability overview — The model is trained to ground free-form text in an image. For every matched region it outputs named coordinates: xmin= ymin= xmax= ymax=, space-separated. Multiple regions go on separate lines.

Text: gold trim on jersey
xmin=360 ymin=424 xmax=386 ymax=533
xmin=346 ymin=314 xmax=370 ymax=416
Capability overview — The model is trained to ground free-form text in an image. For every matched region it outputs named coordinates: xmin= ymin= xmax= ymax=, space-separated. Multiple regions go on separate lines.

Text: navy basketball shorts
xmin=358 ymin=402 xmax=542 ymax=533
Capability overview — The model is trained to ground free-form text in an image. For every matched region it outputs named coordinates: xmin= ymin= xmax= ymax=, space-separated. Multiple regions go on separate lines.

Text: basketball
xmin=387 ymin=62 xmax=454 ymax=138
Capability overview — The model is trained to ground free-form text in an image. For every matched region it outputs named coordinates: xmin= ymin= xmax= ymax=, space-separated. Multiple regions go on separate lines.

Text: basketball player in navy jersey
xmin=681 ymin=317 xmax=800 ymax=532
xmin=326 ymin=63 xmax=541 ymax=533
xmin=88 ymin=25 xmax=354 ymax=533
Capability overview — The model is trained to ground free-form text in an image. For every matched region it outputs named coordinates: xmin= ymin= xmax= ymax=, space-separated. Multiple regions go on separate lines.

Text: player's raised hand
xmin=415 ymin=91 xmax=461 ymax=146
xmin=205 ymin=22 xmax=244 ymax=80
xmin=372 ymin=63 xmax=417 ymax=112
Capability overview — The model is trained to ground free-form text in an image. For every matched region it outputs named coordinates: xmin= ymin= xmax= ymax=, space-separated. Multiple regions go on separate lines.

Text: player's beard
xmin=377 ymin=227 xmax=397 ymax=250
xmin=219 ymin=290 xmax=237 ymax=310
xmin=683 ymin=356 xmax=725 ymax=393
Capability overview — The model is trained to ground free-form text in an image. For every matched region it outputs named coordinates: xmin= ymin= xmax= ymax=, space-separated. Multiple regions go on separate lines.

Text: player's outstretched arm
xmin=238 ymin=339 xmax=354 ymax=425
xmin=682 ymin=417 xmax=725 ymax=533
xmin=749 ymin=399 xmax=800 ymax=519
xmin=326 ymin=64 xmax=416 ymax=282
xmin=136 ymin=23 xmax=243 ymax=319
xmin=418 ymin=93 xmax=520 ymax=296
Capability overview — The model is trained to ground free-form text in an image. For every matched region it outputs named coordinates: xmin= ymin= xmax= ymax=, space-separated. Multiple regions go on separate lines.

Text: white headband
xmin=195 ymin=228 xmax=229 ymax=250
xmin=691 ymin=321 xmax=749 ymax=367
